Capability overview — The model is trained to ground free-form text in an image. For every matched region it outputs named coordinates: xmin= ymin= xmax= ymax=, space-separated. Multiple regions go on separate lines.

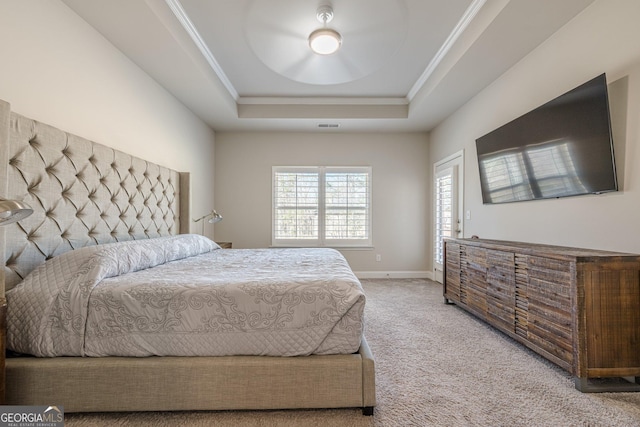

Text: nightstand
xmin=216 ymin=242 xmax=232 ymax=249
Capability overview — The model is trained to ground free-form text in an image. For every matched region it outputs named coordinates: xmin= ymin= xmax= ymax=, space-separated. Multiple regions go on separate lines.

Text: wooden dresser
xmin=443 ymin=237 xmax=640 ymax=392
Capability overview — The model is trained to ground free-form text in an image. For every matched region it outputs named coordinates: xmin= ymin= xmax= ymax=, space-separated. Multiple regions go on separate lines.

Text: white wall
xmin=0 ymin=0 xmax=216 ymax=237
xmin=430 ymin=0 xmax=640 ymax=253
xmin=214 ymin=131 xmax=430 ymax=276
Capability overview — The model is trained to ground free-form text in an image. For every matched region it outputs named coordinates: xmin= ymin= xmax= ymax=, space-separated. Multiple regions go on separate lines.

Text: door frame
xmin=433 ymin=150 xmax=464 ymax=283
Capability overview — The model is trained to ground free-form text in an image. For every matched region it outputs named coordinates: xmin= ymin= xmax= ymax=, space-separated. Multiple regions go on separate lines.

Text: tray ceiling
xmin=61 ymin=0 xmax=596 ymax=132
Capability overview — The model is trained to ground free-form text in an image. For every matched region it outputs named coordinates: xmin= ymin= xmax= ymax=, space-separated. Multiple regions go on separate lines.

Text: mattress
xmin=7 ymin=234 xmax=365 ymax=357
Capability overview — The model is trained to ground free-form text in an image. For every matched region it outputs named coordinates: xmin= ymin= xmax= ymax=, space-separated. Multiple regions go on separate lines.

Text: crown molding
xmin=238 ymin=97 xmax=408 ymax=106
xmin=408 ymin=0 xmax=487 ymax=101
xmin=166 ymin=0 xmax=486 ymax=115
xmin=164 ymin=0 xmax=239 ymax=101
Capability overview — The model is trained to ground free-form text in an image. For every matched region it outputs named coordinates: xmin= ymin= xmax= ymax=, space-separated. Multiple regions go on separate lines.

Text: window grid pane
xmin=273 ymin=167 xmax=371 ymax=246
xmin=435 ymin=172 xmax=453 ymax=265
xmin=274 ymin=172 xmax=318 ymax=239
xmin=325 ymin=172 xmax=369 ymax=240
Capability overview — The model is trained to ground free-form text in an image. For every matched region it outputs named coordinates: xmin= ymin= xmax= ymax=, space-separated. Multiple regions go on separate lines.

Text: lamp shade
xmin=309 ymin=28 xmax=342 ymax=55
xmin=207 ymin=211 xmax=223 ymax=224
xmin=0 ymin=200 xmax=33 ymax=226
xmin=193 ymin=209 xmax=223 ymax=236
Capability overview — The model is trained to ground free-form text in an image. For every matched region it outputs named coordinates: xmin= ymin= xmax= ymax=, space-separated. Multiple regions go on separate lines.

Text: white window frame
xmin=272 ymin=166 xmax=372 ymax=248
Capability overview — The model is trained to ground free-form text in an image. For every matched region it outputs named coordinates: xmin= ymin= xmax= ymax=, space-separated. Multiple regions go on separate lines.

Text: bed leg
xmin=362 ymin=406 xmax=374 ymax=416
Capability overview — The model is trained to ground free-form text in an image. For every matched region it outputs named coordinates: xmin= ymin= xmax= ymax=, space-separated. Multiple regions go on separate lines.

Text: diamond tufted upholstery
xmin=0 ymin=100 xmax=182 ymax=291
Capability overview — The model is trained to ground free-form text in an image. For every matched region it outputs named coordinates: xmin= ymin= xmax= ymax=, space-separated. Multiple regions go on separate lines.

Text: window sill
xmin=270 ymin=245 xmax=374 ymax=251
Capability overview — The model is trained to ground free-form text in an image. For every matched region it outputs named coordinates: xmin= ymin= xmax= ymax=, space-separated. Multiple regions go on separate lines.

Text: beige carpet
xmin=66 ymin=279 xmax=640 ymax=426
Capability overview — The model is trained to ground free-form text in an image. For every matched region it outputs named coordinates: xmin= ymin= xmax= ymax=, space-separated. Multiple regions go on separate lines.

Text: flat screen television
xmin=475 ymin=73 xmax=617 ymax=204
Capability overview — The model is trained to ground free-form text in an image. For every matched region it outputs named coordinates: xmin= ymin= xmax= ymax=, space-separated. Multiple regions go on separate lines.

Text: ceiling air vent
xmin=317 ymin=123 xmax=340 ymax=128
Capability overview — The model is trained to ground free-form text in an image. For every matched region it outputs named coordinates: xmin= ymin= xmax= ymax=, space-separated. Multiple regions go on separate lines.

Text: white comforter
xmin=7 ymin=235 xmax=365 ymax=357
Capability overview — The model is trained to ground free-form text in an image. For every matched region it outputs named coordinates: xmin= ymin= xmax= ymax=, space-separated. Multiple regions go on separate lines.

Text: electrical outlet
xmin=376 ymin=254 xmax=381 ymax=262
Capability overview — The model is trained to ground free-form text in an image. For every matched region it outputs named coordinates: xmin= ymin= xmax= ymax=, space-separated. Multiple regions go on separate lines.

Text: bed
xmin=0 ymin=98 xmax=375 ymax=414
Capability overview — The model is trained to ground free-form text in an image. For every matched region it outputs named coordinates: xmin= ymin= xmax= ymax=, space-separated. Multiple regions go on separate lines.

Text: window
xmin=273 ymin=166 xmax=372 ymax=247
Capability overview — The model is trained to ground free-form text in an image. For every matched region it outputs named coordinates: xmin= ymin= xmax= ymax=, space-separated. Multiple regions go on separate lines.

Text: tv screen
xmin=476 ymin=73 xmax=617 ymax=204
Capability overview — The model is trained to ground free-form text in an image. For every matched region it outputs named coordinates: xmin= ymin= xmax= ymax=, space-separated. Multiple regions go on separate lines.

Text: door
xmin=434 ymin=151 xmax=464 ymax=283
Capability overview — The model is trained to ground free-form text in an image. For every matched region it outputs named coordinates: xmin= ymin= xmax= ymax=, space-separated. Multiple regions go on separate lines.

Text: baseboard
xmin=354 ymin=271 xmax=433 ymax=280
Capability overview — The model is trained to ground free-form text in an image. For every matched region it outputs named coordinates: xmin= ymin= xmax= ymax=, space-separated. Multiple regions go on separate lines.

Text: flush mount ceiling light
xmin=309 ymin=5 xmax=342 ymax=55
xmin=246 ymin=0 xmax=407 ymax=84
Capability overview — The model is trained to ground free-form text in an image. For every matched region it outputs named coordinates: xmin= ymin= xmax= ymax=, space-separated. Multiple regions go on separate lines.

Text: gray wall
xmin=430 ymin=0 xmax=640 ymax=253
xmin=0 ymin=0 xmax=217 ymax=237
xmin=6 ymin=0 xmax=638 ymax=275
xmin=214 ymin=131 xmax=431 ymax=277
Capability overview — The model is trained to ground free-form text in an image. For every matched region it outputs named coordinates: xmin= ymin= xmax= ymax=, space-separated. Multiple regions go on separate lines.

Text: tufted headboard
xmin=0 ymin=99 xmax=190 ymax=292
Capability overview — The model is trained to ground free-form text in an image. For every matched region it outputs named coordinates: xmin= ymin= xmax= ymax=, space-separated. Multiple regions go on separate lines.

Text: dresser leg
xmin=575 ymin=376 xmax=640 ymax=392
xmin=574 ymin=377 xmax=588 ymax=391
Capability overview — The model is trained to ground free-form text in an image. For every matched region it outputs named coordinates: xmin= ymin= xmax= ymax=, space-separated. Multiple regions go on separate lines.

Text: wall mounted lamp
xmin=0 ymin=199 xmax=33 ymax=226
xmin=193 ymin=209 xmax=223 ymax=235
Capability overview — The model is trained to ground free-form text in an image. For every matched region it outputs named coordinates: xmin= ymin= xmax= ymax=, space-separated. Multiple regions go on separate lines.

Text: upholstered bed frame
xmin=0 ymin=99 xmax=375 ymax=414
